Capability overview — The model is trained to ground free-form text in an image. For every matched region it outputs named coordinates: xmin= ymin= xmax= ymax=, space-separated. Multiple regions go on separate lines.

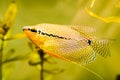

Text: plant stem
xmin=38 ymin=49 xmax=44 ymax=80
xmin=0 ymin=36 xmax=4 ymax=80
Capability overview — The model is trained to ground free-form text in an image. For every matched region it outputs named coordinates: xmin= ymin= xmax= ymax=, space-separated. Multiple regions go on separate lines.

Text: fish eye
xmin=30 ymin=28 xmax=37 ymax=33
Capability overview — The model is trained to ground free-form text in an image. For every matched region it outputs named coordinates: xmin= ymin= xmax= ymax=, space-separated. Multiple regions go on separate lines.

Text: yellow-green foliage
xmin=0 ymin=0 xmax=120 ymax=80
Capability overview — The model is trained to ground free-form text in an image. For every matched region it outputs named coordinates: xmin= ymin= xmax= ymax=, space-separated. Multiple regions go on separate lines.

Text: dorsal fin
xmin=69 ymin=25 xmax=96 ymax=36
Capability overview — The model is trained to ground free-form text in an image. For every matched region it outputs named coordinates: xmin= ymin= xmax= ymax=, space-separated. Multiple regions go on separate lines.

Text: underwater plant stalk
xmin=38 ymin=49 xmax=45 ymax=80
xmin=0 ymin=36 xmax=4 ymax=80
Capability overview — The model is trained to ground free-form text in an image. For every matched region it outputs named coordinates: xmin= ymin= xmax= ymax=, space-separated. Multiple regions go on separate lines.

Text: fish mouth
xmin=23 ymin=28 xmax=27 ymax=31
xmin=23 ymin=26 xmax=32 ymax=31
xmin=23 ymin=26 xmax=38 ymax=33
xmin=23 ymin=26 xmax=33 ymax=38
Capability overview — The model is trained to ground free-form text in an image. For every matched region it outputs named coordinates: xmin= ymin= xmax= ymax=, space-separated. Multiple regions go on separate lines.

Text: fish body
xmin=23 ymin=23 xmax=110 ymax=64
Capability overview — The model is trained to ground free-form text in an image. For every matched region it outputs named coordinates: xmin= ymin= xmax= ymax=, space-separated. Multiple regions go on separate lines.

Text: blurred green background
xmin=0 ymin=0 xmax=120 ymax=80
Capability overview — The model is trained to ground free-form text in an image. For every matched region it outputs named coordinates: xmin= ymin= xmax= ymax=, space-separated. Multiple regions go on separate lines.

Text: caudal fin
xmin=91 ymin=39 xmax=111 ymax=57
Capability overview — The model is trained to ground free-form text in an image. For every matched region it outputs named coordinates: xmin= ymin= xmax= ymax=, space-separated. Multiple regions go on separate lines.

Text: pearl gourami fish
xmin=23 ymin=23 xmax=110 ymax=65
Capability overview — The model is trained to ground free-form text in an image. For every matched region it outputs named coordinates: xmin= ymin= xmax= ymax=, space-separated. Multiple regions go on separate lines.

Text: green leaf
xmin=5 ymin=33 xmax=26 ymax=40
xmin=3 ymin=1 xmax=17 ymax=28
xmin=86 ymin=0 xmax=120 ymax=23
xmin=0 ymin=27 xmax=5 ymax=34
xmin=86 ymin=7 xmax=120 ymax=23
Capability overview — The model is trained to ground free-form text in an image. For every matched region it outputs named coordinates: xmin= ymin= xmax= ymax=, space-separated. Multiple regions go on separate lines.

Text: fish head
xmin=23 ymin=25 xmax=47 ymax=48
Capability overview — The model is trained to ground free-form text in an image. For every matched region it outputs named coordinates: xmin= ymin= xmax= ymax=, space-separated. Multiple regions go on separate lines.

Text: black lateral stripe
xmin=37 ymin=30 xmax=71 ymax=40
xmin=31 ymin=29 xmax=37 ymax=33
